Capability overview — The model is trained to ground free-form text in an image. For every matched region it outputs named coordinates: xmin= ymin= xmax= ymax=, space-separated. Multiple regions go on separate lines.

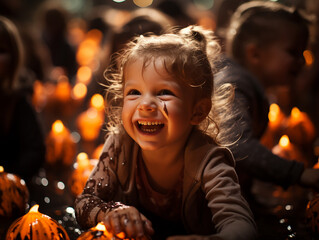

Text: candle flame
xmin=291 ymin=107 xmax=301 ymax=119
xmin=29 ymin=204 xmax=39 ymax=213
xmin=0 ymin=166 xmax=3 ymax=173
xmin=279 ymin=135 xmax=290 ymax=148
xmin=303 ymin=50 xmax=314 ymax=66
xmin=52 ymin=120 xmax=64 ymax=133
xmin=268 ymin=103 xmax=280 ymax=122
xmin=90 ymin=94 xmax=104 ymax=110
xmin=116 ymin=232 xmax=125 ymax=239
xmin=72 ymin=83 xmax=87 ymax=99
xmin=76 ymin=66 xmax=92 ymax=84
xmin=77 ymin=152 xmax=89 ymax=161
xmin=95 ymin=222 xmax=106 ymax=231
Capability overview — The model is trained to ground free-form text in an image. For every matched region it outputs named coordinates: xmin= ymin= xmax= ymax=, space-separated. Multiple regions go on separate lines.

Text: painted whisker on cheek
xmin=162 ymin=102 xmax=169 ymax=118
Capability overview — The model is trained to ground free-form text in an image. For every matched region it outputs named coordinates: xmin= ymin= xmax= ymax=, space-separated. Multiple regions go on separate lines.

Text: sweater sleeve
xmin=74 ymin=134 xmax=125 ymax=229
xmin=202 ymin=148 xmax=258 ymax=240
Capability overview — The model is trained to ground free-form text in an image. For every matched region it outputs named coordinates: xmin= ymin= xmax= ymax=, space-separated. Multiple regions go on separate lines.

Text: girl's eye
xmin=127 ymin=89 xmax=141 ymax=95
xmin=158 ymin=89 xmax=174 ymax=96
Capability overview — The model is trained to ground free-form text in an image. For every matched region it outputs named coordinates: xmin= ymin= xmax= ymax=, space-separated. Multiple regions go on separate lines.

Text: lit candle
xmin=272 ymin=135 xmax=304 ymax=163
xmin=77 ymin=222 xmax=117 ymax=240
xmin=261 ymin=103 xmax=286 ymax=149
xmin=76 ymin=107 xmax=104 ymax=141
xmin=286 ymin=107 xmax=315 ymax=146
xmin=46 ymin=120 xmax=76 ymax=166
xmin=69 ymin=152 xmax=97 ymax=197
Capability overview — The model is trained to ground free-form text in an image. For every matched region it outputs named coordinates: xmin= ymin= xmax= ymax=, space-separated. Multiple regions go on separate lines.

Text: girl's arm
xmin=74 ymin=135 xmax=154 ymax=238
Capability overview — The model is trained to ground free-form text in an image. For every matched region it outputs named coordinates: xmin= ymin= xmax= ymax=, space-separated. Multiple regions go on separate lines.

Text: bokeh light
xmin=193 ymin=0 xmax=214 ymax=10
xmin=133 ymin=0 xmax=153 ymax=8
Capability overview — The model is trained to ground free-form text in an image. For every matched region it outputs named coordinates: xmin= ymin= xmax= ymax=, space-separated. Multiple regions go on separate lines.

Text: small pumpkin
xmin=6 ymin=204 xmax=70 ymax=240
xmin=0 ymin=166 xmax=29 ymax=218
xmin=77 ymin=222 xmax=115 ymax=240
xmin=306 ymin=195 xmax=319 ymax=235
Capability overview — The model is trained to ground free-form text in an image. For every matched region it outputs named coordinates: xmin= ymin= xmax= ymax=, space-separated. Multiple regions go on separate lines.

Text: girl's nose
xmin=138 ymin=96 xmax=157 ymax=112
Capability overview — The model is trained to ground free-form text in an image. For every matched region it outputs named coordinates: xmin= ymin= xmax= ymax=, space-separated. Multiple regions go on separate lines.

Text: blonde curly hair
xmin=104 ymin=25 xmax=235 ymax=145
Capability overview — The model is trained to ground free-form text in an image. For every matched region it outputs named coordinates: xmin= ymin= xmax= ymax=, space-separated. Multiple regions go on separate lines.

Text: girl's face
xmin=252 ymin=24 xmax=307 ymax=87
xmin=122 ymin=58 xmax=196 ymax=152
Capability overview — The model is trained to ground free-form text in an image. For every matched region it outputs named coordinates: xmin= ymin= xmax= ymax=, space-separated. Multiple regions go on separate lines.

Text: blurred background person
xmin=0 ymin=15 xmax=45 ymax=184
xmin=214 ymin=1 xmax=319 ymax=199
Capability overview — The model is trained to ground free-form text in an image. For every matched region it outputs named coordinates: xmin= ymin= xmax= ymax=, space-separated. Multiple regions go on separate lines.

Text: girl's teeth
xmin=138 ymin=121 xmax=162 ymax=125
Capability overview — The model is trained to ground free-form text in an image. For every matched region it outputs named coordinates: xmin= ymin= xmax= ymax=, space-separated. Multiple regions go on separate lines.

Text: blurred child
xmin=214 ymin=1 xmax=319 ymax=198
xmin=0 ymin=15 xmax=45 ymax=183
xmin=75 ymin=25 xmax=257 ymax=240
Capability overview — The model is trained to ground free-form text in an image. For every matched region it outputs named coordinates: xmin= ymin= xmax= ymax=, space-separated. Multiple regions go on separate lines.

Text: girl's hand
xmin=103 ymin=205 xmax=154 ymax=239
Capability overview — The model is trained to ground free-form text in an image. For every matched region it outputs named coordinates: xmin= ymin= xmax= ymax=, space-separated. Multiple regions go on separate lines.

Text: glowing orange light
xmin=76 ymin=38 xmax=99 ymax=66
xmin=290 ymin=107 xmax=301 ymax=120
xmin=303 ymin=50 xmax=314 ymax=66
xmin=92 ymin=144 xmax=104 ymax=159
xmin=116 ymin=232 xmax=125 ymax=239
xmin=268 ymin=103 xmax=280 ymax=122
xmin=52 ymin=120 xmax=64 ymax=134
xmin=72 ymin=83 xmax=87 ymax=99
xmin=133 ymin=0 xmax=153 ymax=7
xmin=29 ymin=204 xmax=39 ymax=213
xmin=76 ymin=152 xmax=90 ymax=170
xmin=55 ymin=77 xmax=71 ymax=101
xmin=76 ymin=66 xmax=92 ymax=85
xmin=95 ymin=222 xmax=106 ymax=231
xmin=86 ymin=29 xmax=103 ymax=44
xmin=279 ymin=135 xmax=290 ymax=148
xmin=77 ymin=108 xmax=104 ymax=141
xmin=90 ymin=94 xmax=104 ymax=111
xmin=0 ymin=166 xmax=3 ymax=173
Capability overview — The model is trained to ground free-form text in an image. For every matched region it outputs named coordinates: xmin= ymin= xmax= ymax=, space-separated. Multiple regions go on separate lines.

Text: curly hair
xmin=104 ymin=25 xmax=235 ymax=145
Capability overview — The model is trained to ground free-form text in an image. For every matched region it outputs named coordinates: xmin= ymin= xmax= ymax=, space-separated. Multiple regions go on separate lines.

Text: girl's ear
xmin=190 ymin=98 xmax=212 ymax=125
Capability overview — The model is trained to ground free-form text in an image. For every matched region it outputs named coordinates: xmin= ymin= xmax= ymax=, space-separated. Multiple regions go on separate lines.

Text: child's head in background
xmin=104 ymin=25 xmax=234 ymax=146
xmin=226 ymin=1 xmax=310 ymax=87
xmin=0 ymin=16 xmax=24 ymax=91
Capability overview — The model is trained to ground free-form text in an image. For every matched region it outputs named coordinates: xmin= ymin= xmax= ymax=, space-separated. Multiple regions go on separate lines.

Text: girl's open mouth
xmin=137 ymin=120 xmax=164 ymax=134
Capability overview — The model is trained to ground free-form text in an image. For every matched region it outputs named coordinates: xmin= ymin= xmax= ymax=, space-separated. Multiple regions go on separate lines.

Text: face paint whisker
xmin=162 ymin=101 xmax=168 ymax=118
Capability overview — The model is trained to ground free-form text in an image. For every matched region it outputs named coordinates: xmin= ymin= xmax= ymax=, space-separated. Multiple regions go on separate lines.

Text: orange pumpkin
xmin=306 ymin=195 xmax=319 ymax=234
xmin=77 ymin=222 xmax=115 ymax=240
xmin=6 ymin=204 xmax=70 ymax=240
xmin=0 ymin=166 xmax=29 ymax=218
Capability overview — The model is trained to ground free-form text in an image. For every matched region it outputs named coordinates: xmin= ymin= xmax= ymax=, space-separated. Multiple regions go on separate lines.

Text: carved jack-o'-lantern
xmin=0 ymin=166 xmax=29 ymax=218
xmin=306 ymin=195 xmax=319 ymax=234
xmin=77 ymin=222 xmax=116 ymax=240
xmin=6 ymin=204 xmax=70 ymax=240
